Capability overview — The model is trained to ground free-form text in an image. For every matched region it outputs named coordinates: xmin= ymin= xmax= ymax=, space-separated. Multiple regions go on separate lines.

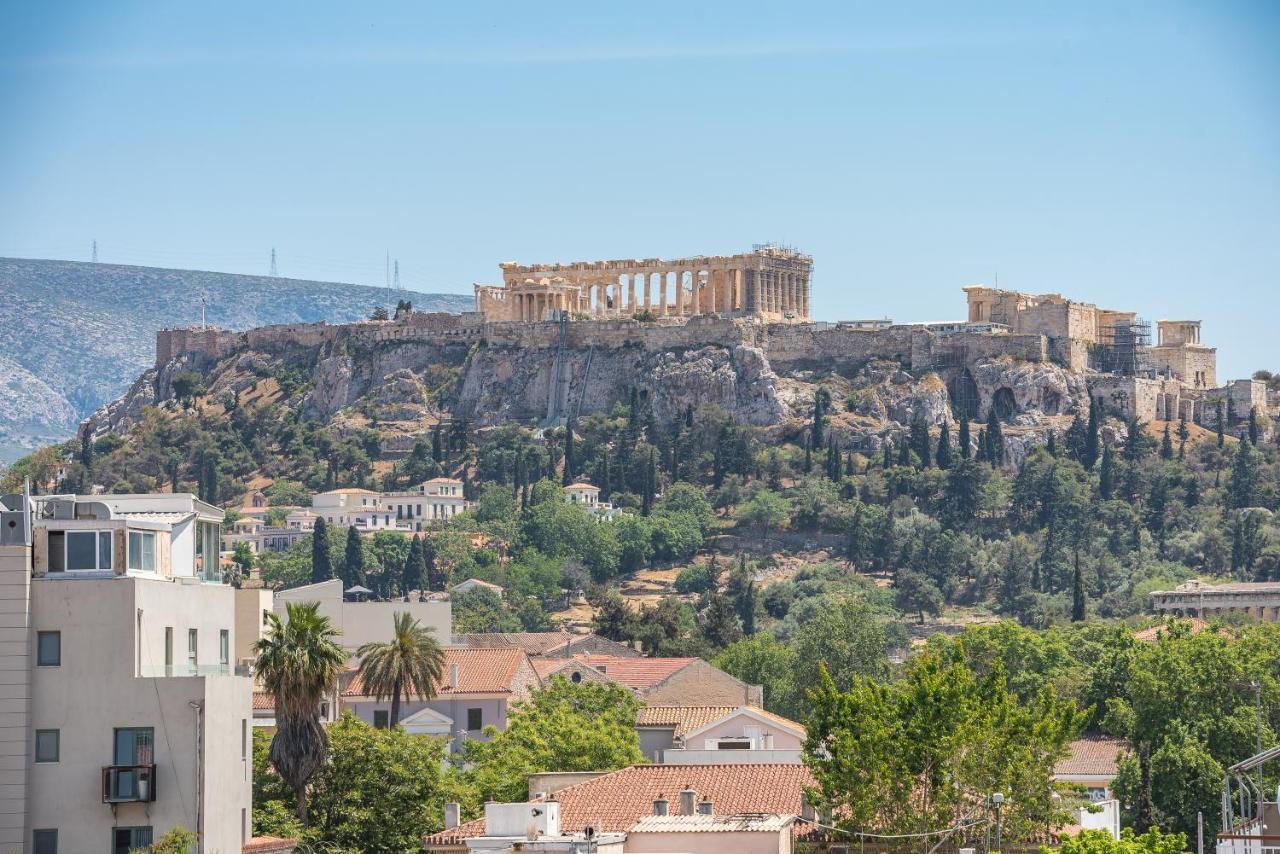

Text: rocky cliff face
xmin=86 ymin=320 xmax=1089 ymax=468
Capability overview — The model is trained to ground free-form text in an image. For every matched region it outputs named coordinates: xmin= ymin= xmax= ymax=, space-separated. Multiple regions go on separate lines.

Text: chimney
xmin=633 ymin=639 xmax=643 ymax=653
xmin=653 ymin=794 xmax=669 ymax=816
xmin=450 ymin=662 xmax=459 ymax=689
xmin=697 ymin=799 xmax=713 ymax=815
xmin=444 ymin=802 xmax=460 ymax=830
xmin=762 ymin=732 xmax=774 ymax=750
xmin=801 ymin=800 xmax=816 ymax=822
xmin=679 ymin=787 xmax=697 ymax=816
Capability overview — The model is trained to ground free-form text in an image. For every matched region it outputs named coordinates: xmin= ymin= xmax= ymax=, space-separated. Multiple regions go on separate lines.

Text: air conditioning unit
xmin=0 ymin=511 xmax=28 ymax=546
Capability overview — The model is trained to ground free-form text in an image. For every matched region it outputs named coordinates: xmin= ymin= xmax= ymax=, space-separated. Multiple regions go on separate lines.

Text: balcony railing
xmin=102 ymin=764 xmax=157 ymax=803
xmin=138 ymin=663 xmax=252 ymax=678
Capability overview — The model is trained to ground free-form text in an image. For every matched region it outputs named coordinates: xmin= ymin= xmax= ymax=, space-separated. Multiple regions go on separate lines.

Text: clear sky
xmin=1 ymin=1 xmax=1276 ymax=378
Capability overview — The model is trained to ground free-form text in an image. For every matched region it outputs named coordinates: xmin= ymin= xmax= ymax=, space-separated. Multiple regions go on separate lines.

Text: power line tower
xmin=269 ymin=247 xmax=278 ymax=277
xmin=91 ymin=240 xmax=98 ymax=263
xmin=393 ymin=259 xmax=400 ymax=290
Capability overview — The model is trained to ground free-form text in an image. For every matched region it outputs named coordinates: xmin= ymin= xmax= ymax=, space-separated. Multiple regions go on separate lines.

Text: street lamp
xmin=992 ymin=793 xmax=1005 ymax=854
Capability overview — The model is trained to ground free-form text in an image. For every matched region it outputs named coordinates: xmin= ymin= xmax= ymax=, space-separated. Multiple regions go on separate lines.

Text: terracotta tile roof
xmin=317 ymin=487 xmax=379 ymax=495
xmin=575 ymin=656 xmax=695 ymax=691
xmin=1054 ymin=735 xmax=1129 ymax=777
xmin=456 ymin=632 xmax=580 ymax=655
xmin=424 ymin=763 xmax=817 ymax=847
xmin=529 ymin=658 xmax=576 ymax=678
xmin=637 ymin=705 xmax=806 ymax=740
xmin=1132 ymin=618 xmax=1209 ymax=643
xmin=243 ymin=836 xmax=296 ymax=853
xmin=252 ymin=691 xmax=274 ymax=711
xmin=628 ymin=813 xmax=795 ymax=833
xmin=342 ymin=647 xmax=529 ymax=698
xmin=564 ymin=482 xmax=599 ymax=491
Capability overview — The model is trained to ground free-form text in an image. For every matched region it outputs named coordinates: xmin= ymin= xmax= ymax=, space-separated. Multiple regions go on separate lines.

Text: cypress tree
xmin=803 ymin=436 xmax=813 ymax=473
xmin=424 ymin=535 xmax=445 ymax=591
xmin=958 ymin=417 xmax=971 ymax=462
xmin=985 ymin=406 xmax=1004 ymax=466
xmin=935 ymin=421 xmax=953 ymax=469
xmin=1160 ymin=424 xmax=1173 ymax=460
xmin=1046 ymin=430 xmax=1058 ymax=458
xmin=1176 ymin=415 xmax=1189 ymax=461
xmin=1248 ymin=407 xmax=1260 ymax=445
xmin=79 ymin=431 xmax=94 ymax=474
xmin=898 ymin=437 xmax=911 ymax=467
xmin=343 ymin=525 xmax=366 ymax=589
xmin=684 ymin=405 xmax=694 ymax=429
xmin=1071 ymin=560 xmax=1086 ymax=622
xmin=431 ymin=424 xmax=444 ymax=463
xmin=1099 ymin=444 xmax=1116 ymax=500
xmin=882 ymin=442 xmax=893 ymax=469
xmin=845 ymin=451 xmax=855 ymax=477
xmin=563 ymin=422 xmax=575 ymax=485
xmin=910 ymin=409 xmax=931 ymax=468
xmin=1084 ymin=395 xmax=1100 ymax=469
xmin=641 ymin=449 xmax=656 ymax=516
xmin=1216 ymin=399 xmax=1226 ymax=448
xmin=311 ymin=517 xmax=334 ymax=583
xmin=977 ymin=427 xmax=989 ymax=464
xmin=403 ymin=534 xmax=425 ymax=593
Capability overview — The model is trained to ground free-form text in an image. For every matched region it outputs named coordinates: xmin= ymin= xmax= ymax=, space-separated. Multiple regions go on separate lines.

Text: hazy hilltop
xmin=0 ymin=257 xmax=473 ymax=461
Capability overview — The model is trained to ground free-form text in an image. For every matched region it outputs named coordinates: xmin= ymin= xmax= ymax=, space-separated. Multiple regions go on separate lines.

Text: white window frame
xmin=127 ymin=531 xmax=156 ymax=572
xmin=51 ymin=529 xmax=114 ymax=572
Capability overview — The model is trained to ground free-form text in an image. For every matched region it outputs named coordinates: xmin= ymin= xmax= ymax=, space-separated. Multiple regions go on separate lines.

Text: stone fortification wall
xmin=156 ymin=312 xmax=486 ymax=366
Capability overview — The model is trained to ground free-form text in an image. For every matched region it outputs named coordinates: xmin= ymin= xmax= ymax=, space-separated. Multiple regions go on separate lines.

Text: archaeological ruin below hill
xmin=127 ymin=246 xmax=1270 ymax=441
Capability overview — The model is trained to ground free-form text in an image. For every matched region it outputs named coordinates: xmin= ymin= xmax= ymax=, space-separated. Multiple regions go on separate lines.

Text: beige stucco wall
xmin=0 ymin=546 xmax=33 ymax=850
xmin=275 ymin=579 xmax=452 ymax=649
xmin=688 ymin=715 xmax=804 ymax=751
xmin=234 ymin=587 xmax=273 ymax=666
xmin=27 ymin=576 xmax=251 ymax=852
xmin=625 ymin=829 xmax=791 ymax=854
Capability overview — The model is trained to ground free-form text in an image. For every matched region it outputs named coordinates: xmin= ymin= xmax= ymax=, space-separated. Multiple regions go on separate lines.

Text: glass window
xmin=188 ymin=629 xmax=197 ymax=667
xmin=47 ymin=532 xmax=65 ymax=572
xmin=467 ymin=708 xmax=482 ymax=730
xmin=373 ymin=710 xmax=389 ymax=729
xmin=65 ymin=531 xmax=99 ymax=570
xmin=113 ymin=827 xmax=152 ymax=854
xmin=35 ymin=729 xmax=59 ymax=763
xmin=128 ymin=531 xmax=156 ymax=572
xmin=164 ymin=627 xmax=173 ymax=669
xmin=32 ymin=829 xmax=57 ymax=854
xmin=220 ymin=630 xmax=229 ymax=667
xmin=114 ymin=728 xmax=154 ymax=766
xmin=36 ymin=631 xmax=60 ymax=666
xmin=99 ymin=532 xmax=113 ymax=569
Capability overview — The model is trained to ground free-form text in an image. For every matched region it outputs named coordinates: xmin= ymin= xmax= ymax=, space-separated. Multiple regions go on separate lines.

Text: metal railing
xmin=102 ymin=764 xmax=157 ymax=803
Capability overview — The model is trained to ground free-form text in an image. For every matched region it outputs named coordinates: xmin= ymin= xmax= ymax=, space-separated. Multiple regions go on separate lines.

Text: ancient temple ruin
xmin=474 ymin=245 xmax=812 ymax=323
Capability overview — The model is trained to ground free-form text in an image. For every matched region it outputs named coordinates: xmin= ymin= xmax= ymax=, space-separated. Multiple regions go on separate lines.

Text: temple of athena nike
xmin=474 ymin=244 xmax=813 ymax=323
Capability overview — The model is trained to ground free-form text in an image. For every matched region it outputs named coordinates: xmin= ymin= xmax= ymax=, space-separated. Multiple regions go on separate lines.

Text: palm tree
xmin=253 ymin=602 xmax=346 ymax=824
xmin=356 ymin=612 xmax=445 ymax=728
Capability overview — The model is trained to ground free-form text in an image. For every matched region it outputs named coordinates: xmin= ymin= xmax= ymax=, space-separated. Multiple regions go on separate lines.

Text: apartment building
xmin=0 ymin=490 xmax=253 ymax=854
xmin=311 ymin=479 xmax=472 ymax=532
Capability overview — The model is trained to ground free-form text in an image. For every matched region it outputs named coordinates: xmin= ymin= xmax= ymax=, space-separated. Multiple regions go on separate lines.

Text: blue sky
xmin=1 ymin=1 xmax=1276 ymax=378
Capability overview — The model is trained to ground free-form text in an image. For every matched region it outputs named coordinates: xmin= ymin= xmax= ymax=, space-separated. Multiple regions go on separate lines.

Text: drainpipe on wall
xmin=189 ymin=701 xmax=204 ymax=852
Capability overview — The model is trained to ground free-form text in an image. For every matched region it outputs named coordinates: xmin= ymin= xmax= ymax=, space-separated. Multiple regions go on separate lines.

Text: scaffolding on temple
xmin=1091 ymin=318 xmax=1154 ymax=377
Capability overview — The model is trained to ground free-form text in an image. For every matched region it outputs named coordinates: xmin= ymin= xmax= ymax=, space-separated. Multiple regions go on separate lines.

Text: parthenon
xmin=474 ymin=245 xmax=812 ymax=323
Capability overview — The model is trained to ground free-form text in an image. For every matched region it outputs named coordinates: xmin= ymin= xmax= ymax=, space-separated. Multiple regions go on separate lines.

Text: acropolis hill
xmin=90 ymin=247 xmax=1275 ymax=461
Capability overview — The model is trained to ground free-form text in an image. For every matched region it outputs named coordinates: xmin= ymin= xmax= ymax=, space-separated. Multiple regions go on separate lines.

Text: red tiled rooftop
xmin=1132 ymin=618 xmax=1209 ymax=643
xmin=1055 ymin=735 xmax=1129 ymax=777
xmin=252 ymin=691 xmax=274 ymax=711
xmin=457 ymin=632 xmax=580 ymax=655
xmin=574 ymin=655 xmax=695 ymax=691
xmin=424 ymin=763 xmax=817 ymax=847
xmin=343 ymin=647 xmax=527 ymax=697
xmin=243 ymin=836 xmax=296 ymax=853
xmin=637 ymin=705 xmax=806 ymax=739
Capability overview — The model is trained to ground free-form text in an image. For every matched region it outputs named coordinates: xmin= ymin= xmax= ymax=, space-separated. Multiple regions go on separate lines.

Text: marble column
xmin=629 ymin=275 xmax=638 ymax=314
xmin=659 ymin=272 xmax=668 ymax=315
xmin=692 ymin=271 xmax=702 ymax=315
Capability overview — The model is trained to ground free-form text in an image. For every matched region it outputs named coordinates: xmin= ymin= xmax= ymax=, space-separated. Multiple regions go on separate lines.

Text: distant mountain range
xmin=0 ymin=257 xmax=473 ymax=462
